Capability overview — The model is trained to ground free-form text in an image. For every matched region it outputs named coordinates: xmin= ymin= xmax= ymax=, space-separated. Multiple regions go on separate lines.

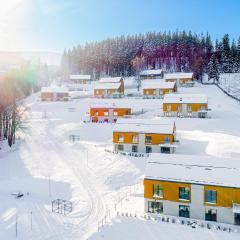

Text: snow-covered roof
xmin=99 ymin=77 xmax=123 ymax=83
xmin=114 ymin=122 xmax=175 ymax=134
xmin=145 ymin=154 xmax=240 ymax=188
xmin=163 ymin=94 xmax=208 ymax=104
xmin=142 ymin=81 xmax=175 ymax=89
xmin=140 ymin=69 xmax=163 ymax=76
xmin=90 ymin=103 xmax=131 ymax=109
xmin=94 ymin=82 xmax=121 ymax=90
xmin=116 ymin=118 xmax=175 ymax=126
xmin=164 ymin=72 xmax=193 ymax=79
xmin=70 ymin=74 xmax=91 ymax=80
xmin=41 ymin=87 xmax=68 ymax=93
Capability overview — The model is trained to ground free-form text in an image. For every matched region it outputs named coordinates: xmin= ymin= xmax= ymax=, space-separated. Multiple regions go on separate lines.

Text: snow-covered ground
xmin=0 ymin=83 xmax=240 ymax=239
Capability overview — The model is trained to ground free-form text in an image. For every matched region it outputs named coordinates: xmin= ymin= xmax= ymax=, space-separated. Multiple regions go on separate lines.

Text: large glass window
xmin=117 ymin=144 xmax=124 ymax=151
xmin=118 ymin=135 xmax=124 ymax=143
xmin=187 ymin=105 xmax=192 ymax=112
xmin=164 ymin=136 xmax=170 ymax=143
xmin=145 ymin=136 xmax=152 ymax=144
xmin=205 ymin=209 xmax=217 ymax=222
xmin=179 ymin=187 xmax=190 ymax=201
xmin=179 ymin=205 xmax=190 ymax=218
xmin=104 ymin=111 xmax=109 ymax=116
xmin=132 ymin=135 xmax=138 ymax=143
xmin=113 ymin=111 xmax=118 ymax=116
xmin=146 ymin=146 xmax=152 ymax=153
xmin=132 ymin=145 xmax=138 ymax=153
xmin=205 ymin=190 xmax=217 ymax=204
xmin=148 ymin=201 xmax=163 ymax=214
xmin=153 ymin=184 xmax=163 ymax=198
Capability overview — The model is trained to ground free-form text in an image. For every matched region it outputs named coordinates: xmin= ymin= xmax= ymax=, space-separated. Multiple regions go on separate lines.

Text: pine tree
xmin=207 ymin=54 xmax=220 ymax=83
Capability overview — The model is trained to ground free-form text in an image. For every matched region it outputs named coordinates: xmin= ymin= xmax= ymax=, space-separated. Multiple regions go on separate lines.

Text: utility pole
xmin=49 ymin=176 xmax=52 ymax=198
xmin=30 ymin=211 xmax=32 ymax=231
xmin=15 ymin=213 xmax=18 ymax=238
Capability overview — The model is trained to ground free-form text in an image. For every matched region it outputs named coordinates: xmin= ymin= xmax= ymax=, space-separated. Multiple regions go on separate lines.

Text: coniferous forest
xmin=61 ymin=31 xmax=240 ymax=81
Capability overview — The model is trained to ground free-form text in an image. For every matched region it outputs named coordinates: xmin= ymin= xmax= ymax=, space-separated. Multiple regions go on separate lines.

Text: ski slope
xmin=0 ymin=83 xmax=240 ymax=239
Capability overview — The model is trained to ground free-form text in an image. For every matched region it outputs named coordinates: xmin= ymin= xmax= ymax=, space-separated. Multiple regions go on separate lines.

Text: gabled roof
xmin=114 ymin=119 xmax=175 ymax=135
xmin=142 ymin=80 xmax=175 ymax=90
xmin=140 ymin=69 xmax=163 ymax=76
xmin=114 ymin=124 xmax=174 ymax=134
xmin=41 ymin=87 xmax=68 ymax=93
xmin=116 ymin=118 xmax=175 ymax=126
xmin=163 ymin=94 xmax=208 ymax=104
xmin=70 ymin=74 xmax=91 ymax=80
xmin=90 ymin=103 xmax=131 ymax=109
xmin=99 ymin=77 xmax=123 ymax=83
xmin=94 ymin=82 xmax=121 ymax=90
xmin=145 ymin=154 xmax=240 ymax=188
xmin=164 ymin=72 xmax=193 ymax=79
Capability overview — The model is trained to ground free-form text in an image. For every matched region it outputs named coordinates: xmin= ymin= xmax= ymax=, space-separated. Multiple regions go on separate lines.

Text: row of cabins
xmin=144 ymin=155 xmax=240 ymax=226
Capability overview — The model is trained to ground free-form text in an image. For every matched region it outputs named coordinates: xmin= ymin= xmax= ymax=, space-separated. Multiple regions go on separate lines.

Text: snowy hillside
xmin=0 ymin=83 xmax=240 ymax=239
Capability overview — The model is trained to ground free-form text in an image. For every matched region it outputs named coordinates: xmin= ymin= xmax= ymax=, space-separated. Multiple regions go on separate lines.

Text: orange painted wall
xmin=113 ymin=132 xmax=175 ymax=144
xmin=144 ymin=179 xmax=191 ymax=203
xmin=90 ymin=108 xmax=131 ymax=117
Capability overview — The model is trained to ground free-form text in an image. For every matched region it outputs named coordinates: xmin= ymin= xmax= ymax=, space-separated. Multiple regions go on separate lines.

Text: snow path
xmin=22 ymin=115 xmax=107 ymax=239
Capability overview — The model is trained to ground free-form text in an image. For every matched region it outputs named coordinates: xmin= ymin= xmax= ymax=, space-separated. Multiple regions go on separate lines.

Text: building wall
xmin=41 ymin=92 xmax=68 ymax=101
xmin=144 ymin=179 xmax=240 ymax=224
xmin=113 ymin=132 xmax=175 ymax=145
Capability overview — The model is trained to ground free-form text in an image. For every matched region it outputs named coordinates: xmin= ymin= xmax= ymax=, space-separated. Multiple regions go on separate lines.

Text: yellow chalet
xmin=139 ymin=69 xmax=164 ymax=80
xmin=144 ymin=154 xmax=240 ymax=225
xmin=142 ymin=80 xmax=177 ymax=98
xmin=113 ymin=119 xmax=178 ymax=154
xmin=165 ymin=72 xmax=194 ymax=86
xmin=163 ymin=94 xmax=209 ymax=118
xmin=94 ymin=77 xmax=124 ymax=98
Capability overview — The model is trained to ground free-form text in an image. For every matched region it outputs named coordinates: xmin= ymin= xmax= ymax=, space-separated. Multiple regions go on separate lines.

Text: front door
xmin=235 ymin=213 xmax=240 ymax=225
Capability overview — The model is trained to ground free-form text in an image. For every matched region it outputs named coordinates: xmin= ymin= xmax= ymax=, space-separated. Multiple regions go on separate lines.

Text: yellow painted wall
xmin=204 ymin=185 xmax=240 ymax=207
xmin=113 ymin=132 xmax=139 ymax=144
xmin=163 ymin=103 xmax=208 ymax=112
xmin=113 ymin=132 xmax=174 ymax=144
xmin=144 ymin=179 xmax=191 ymax=202
xmin=144 ymin=179 xmax=240 ymax=207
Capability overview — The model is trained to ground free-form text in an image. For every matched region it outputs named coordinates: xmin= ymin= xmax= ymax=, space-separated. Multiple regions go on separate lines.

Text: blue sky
xmin=1 ymin=0 xmax=240 ymax=52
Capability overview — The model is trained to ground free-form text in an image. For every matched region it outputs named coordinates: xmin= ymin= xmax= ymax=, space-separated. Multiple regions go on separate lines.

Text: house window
xmin=148 ymin=201 xmax=163 ymax=214
xmin=200 ymin=105 xmax=206 ymax=111
xmin=146 ymin=146 xmax=152 ymax=153
xmin=205 ymin=209 xmax=217 ymax=222
xmin=187 ymin=105 xmax=192 ymax=112
xmin=205 ymin=190 xmax=217 ymax=204
xmin=145 ymin=136 xmax=152 ymax=144
xmin=96 ymin=90 xmax=99 ymax=94
xmin=132 ymin=145 xmax=138 ymax=153
xmin=177 ymin=105 xmax=182 ymax=112
xmin=153 ymin=184 xmax=163 ymax=198
xmin=179 ymin=187 xmax=190 ymax=201
xmin=118 ymin=135 xmax=124 ymax=143
xmin=117 ymin=144 xmax=124 ymax=151
xmin=95 ymin=111 xmax=99 ymax=116
xmin=167 ymin=105 xmax=171 ymax=111
xmin=104 ymin=111 xmax=109 ymax=116
xmin=146 ymin=90 xmax=149 ymax=95
xmin=132 ymin=135 xmax=138 ymax=143
xmin=164 ymin=136 xmax=170 ymax=143
xmin=179 ymin=205 xmax=190 ymax=218
xmin=113 ymin=111 xmax=118 ymax=116
xmin=153 ymin=90 xmax=156 ymax=95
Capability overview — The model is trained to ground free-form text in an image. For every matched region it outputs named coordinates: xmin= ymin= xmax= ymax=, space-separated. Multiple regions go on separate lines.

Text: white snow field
xmin=0 ymin=83 xmax=240 ymax=240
